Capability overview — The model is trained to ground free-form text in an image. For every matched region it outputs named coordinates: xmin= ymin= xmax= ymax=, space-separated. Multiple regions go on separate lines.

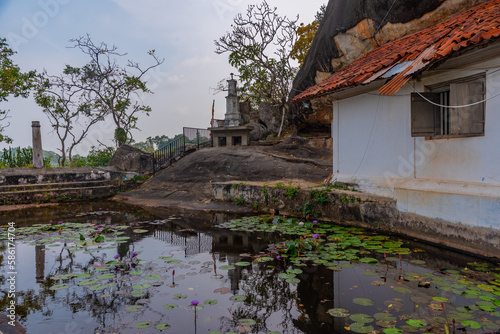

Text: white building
xmin=293 ymin=0 xmax=500 ymax=255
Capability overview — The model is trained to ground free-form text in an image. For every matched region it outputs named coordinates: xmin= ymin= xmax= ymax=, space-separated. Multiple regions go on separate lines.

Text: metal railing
xmin=183 ymin=127 xmax=212 ymax=149
xmin=152 ymin=127 xmax=212 ymax=175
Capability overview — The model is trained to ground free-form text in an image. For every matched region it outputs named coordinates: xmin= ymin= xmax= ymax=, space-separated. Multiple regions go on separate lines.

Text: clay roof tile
xmin=292 ymin=0 xmax=500 ymax=103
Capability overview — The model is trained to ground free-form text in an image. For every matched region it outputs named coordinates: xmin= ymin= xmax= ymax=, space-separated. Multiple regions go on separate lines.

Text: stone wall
xmin=212 ymin=182 xmax=500 ymax=260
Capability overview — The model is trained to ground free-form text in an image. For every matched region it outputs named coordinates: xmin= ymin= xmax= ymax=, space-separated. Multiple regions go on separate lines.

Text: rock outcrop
xmin=108 ymin=144 xmax=153 ymax=173
xmin=290 ymin=0 xmax=488 ymax=135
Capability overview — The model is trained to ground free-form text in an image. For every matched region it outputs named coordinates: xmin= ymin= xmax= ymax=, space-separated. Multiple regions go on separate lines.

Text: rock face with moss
xmin=290 ymin=0 xmax=488 ymax=135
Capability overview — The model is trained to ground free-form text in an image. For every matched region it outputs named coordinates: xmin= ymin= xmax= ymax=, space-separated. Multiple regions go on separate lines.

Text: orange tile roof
xmin=292 ymin=0 xmax=500 ymax=103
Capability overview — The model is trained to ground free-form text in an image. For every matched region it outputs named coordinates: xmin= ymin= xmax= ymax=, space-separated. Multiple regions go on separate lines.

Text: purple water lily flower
xmin=58 ymin=221 xmax=63 ymax=224
xmin=276 ymin=255 xmax=281 ymax=259
xmin=114 ymin=254 xmax=120 ymax=259
xmin=131 ymin=252 xmax=137 ymax=258
xmin=98 ymin=225 xmax=103 ymax=228
xmin=312 ymin=234 xmax=319 ymax=239
xmin=313 ymin=220 xmax=318 ymax=224
xmin=190 ymin=300 xmax=199 ymax=306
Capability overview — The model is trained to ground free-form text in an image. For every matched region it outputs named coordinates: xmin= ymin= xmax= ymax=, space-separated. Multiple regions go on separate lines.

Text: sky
xmin=0 ymin=0 xmax=325 ymax=156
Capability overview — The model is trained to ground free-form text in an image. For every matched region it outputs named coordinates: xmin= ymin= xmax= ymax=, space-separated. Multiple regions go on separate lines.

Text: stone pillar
xmin=35 ymin=245 xmax=45 ymax=283
xmin=224 ymin=78 xmax=241 ymax=127
xmin=32 ymin=121 xmax=43 ymax=169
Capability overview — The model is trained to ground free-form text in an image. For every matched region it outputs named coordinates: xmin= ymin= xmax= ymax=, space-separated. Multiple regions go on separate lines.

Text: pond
xmin=0 ymin=201 xmax=499 ymax=334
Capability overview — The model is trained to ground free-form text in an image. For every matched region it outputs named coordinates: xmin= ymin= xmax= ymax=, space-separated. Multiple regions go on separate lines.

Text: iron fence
xmin=183 ymin=127 xmax=212 ymax=149
xmin=152 ymin=127 xmax=212 ymax=175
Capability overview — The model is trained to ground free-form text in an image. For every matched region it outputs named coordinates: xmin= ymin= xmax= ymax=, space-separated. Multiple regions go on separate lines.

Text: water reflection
xmin=0 ymin=201 xmax=498 ymax=333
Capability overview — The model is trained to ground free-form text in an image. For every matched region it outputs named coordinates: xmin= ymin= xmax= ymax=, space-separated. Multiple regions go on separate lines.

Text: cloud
xmin=181 ymin=56 xmax=217 ymax=68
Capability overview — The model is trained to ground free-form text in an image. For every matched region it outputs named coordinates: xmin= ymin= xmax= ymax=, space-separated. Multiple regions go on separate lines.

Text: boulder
xmin=108 ymin=145 xmax=152 ymax=173
xmin=248 ymin=122 xmax=271 ymax=141
xmin=259 ymin=102 xmax=280 ymax=133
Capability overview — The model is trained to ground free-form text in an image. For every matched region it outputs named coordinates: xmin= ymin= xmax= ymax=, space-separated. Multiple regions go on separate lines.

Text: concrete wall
xmin=332 ymin=58 xmax=500 ymax=230
xmin=212 ymin=182 xmax=500 ymax=259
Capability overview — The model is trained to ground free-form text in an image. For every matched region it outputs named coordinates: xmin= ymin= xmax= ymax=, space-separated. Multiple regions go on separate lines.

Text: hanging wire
xmin=408 ymin=82 xmax=500 ymax=109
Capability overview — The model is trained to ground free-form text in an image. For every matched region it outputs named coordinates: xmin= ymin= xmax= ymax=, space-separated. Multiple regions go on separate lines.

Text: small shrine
xmin=210 ymin=75 xmax=253 ymax=147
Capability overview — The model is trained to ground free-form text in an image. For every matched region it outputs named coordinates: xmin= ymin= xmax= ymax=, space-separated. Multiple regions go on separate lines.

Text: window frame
xmin=411 ymin=74 xmax=486 ymax=139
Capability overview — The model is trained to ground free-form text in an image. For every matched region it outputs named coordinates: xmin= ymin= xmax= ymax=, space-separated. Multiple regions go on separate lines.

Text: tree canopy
xmin=214 ymin=1 xmax=298 ymax=111
xmin=0 ymin=37 xmax=35 ymax=143
xmin=35 ymin=35 xmax=164 ymax=165
xmin=290 ymin=4 xmax=326 ymax=67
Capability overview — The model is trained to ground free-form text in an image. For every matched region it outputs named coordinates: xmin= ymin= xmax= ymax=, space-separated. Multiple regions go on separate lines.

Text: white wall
xmin=332 ymin=62 xmax=500 ymax=229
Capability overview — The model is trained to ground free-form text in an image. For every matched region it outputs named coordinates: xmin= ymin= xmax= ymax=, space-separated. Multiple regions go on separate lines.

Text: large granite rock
xmin=248 ymin=122 xmax=271 ymax=142
xmin=259 ymin=102 xmax=280 ymax=133
xmin=108 ymin=145 xmax=152 ymax=173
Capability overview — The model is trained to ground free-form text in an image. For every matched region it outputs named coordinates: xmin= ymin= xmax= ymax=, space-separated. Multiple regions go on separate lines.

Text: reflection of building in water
xmin=35 ymin=245 xmax=45 ymax=283
xmin=154 ymin=226 xmax=213 ymax=256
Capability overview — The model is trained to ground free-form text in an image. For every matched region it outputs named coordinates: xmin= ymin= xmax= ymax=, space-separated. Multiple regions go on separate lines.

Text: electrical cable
xmin=408 ymin=82 xmax=500 ymax=109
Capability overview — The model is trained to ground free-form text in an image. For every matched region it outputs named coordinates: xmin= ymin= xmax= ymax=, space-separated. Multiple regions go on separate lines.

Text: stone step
xmin=0 ymin=180 xmax=118 ymax=193
xmin=0 ymin=184 xmax=122 ymax=205
xmin=0 ymin=167 xmax=126 ymax=186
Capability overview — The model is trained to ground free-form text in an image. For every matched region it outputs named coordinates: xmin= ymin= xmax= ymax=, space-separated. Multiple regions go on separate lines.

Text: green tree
xmin=214 ymin=1 xmax=298 ymax=136
xmin=290 ymin=4 xmax=326 ymax=67
xmin=0 ymin=38 xmax=35 ymax=143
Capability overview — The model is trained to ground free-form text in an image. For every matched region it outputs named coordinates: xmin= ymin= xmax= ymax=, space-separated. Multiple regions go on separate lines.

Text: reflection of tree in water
xmin=294 ymin=265 xmax=336 ymax=333
xmin=218 ymin=262 xmax=302 ymax=334
xmin=0 ymin=238 xmax=151 ymax=332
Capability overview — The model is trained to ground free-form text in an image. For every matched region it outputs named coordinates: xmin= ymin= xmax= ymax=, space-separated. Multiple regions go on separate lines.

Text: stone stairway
xmin=0 ymin=167 xmax=137 ymax=205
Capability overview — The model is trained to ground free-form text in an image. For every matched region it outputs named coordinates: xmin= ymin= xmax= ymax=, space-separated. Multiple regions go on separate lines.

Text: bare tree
xmin=35 ymin=70 xmax=106 ymax=165
xmin=35 ymin=35 xmax=164 ymax=164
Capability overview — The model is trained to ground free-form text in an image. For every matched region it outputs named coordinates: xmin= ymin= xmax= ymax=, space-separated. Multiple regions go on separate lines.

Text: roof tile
xmin=292 ymin=0 xmax=500 ymax=103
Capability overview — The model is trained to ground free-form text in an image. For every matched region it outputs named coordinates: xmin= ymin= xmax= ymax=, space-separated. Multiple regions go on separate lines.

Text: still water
xmin=0 ymin=201 xmax=498 ymax=334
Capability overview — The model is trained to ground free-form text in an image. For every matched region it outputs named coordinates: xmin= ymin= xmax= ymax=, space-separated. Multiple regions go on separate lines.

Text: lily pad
xmin=133 ymin=283 xmax=152 ymax=290
xmin=238 ymin=319 xmax=256 ymax=325
xmin=353 ymin=298 xmax=375 ymax=306
xmin=49 ymin=284 xmax=70 ymax=290
xmin=133 ymin=229 xmax=148 ymax=234
xmin=172 ymin=293 xmax=187 ymax=300
xmin=134 ymin=322 xmax=151 ymax=328
xmin=125 ymin=305 xmax=143 ymax=312
xmin=406 ymin=319 xmax=426 ymax=328
xmin=129 ymin=270 xmax=144 ymax=276
xmin=155 ymin=323 xmax=171 ymax=330
xmin=230 ymin=295 xmax=246 ymax=301
xmin=163 ymin=303 xmax=178 ymax=309
xmin=77 ymin=279 xmax=98 ymax=286
xmin=204 ymin=299 xmax=218 ymax=305
xmin=235 ymin=261 xmax=251 ymax=266
xmin=392 ymin=286 xmax=412 ymax=294
xmin=383 ymin=329 xmax=403 ymax=334
xmin=214 ymin=287 xmax=230 ymax=294
xmin=359 ymin=257 xmax=379 ymax=264
xmin=350 ymin=314 xmax=374 ymax=323
xmin=219 ymin=265 xmax=235 ymax=270
xmin=327 ymin=308 xmax=349 ymax=317
xmin=350 ymin=323 xmax=375 ymax=333
xmin=144 ymin=274 xmax=161 ymax=280
xmin=97 ymin=273 xmax=115 ymax=280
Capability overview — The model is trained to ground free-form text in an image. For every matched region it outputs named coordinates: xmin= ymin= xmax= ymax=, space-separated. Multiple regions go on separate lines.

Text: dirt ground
xmin=114 ymin=137 xmax=333 ymax=210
